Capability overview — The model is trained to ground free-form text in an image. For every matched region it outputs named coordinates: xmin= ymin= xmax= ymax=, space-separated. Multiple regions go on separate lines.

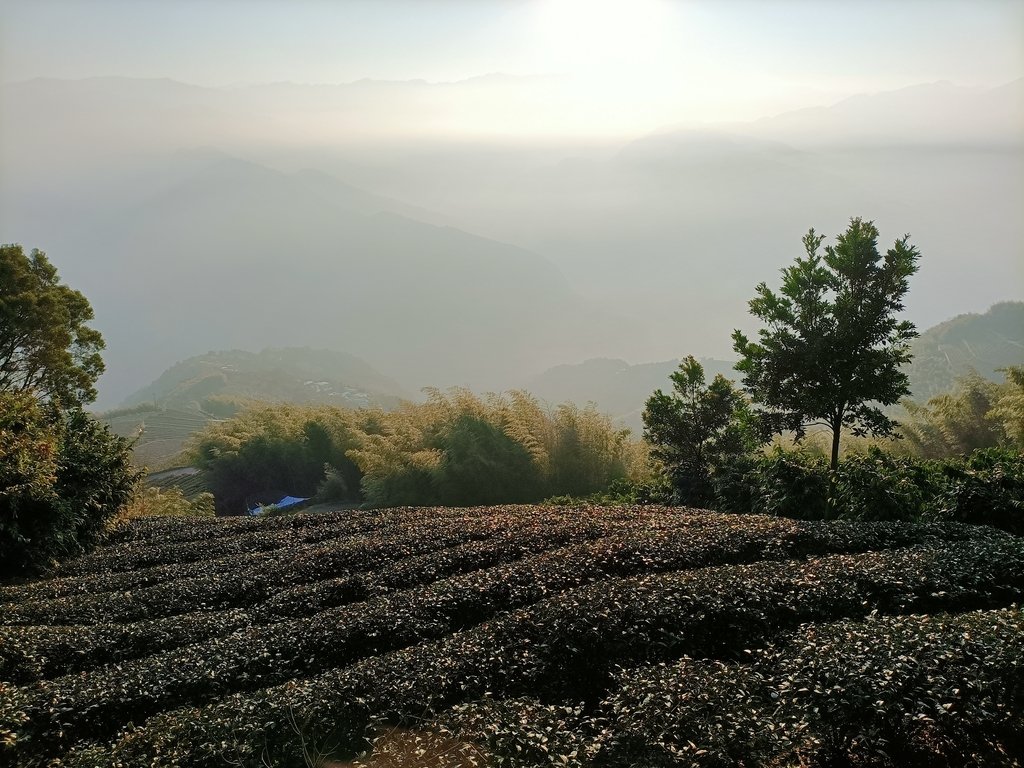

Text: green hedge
xmin=711 ymin=447 xmax=1024 ymax=533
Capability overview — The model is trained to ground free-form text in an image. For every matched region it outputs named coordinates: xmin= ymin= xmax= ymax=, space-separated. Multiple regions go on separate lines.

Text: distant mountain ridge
xmin=3 ymin=147 xmax=632 ymax=405
xmin=2 ymin=76 xmax=1020 ymax=407
xmin=733 ymin=79 xmax=1024 ymax=147
xmin=528 ymin=302 xmax=1024 ymax=433
xmin=121 ymin=347 xmax=410 ymax=412
xmin=906 ymin=301 xmax=1024 ymax=401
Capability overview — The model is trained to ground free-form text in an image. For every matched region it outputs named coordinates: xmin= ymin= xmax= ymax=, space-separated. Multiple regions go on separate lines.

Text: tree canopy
xmin=1 ymin=391 xmax=139 ymax=575
xmin=0 ymin=244 xmax=104 ymax=407
xmin=642 ymin=355 xmax=760 ymax=505
xmin=732 ymin=218 xmax=920 ymax=469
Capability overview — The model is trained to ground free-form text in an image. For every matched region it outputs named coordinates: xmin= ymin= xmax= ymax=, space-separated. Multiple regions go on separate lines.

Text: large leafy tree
xmin=0 ymin=244 xmax=104 ymax=407
xmin=643 ymin=355 xmax=760 ymax=505
xmin=1 ymin=246 xmax=135 ymax=575
xmin=732 ymin=218 xmax=920 ymax=470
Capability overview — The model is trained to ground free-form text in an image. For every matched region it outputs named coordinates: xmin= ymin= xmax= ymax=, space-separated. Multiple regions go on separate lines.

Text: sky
xmin=2 ymin=0 xmax=1023 ymax=126
xmin=1 ymin=0 xmax=1021 ymax=404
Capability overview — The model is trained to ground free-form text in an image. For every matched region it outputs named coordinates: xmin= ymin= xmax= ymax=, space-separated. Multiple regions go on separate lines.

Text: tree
xmin=0 ymin=244 xmax=104 ymax=407
xmin=643 ymin=355 xmax=761 ymax=505
xmin=1 ymin=246 xmax=136 ymax=575
xmin=732 ymin=218 xmax=920 ymax=470
xmin=1 ymin=392 xmax=138 ymax=575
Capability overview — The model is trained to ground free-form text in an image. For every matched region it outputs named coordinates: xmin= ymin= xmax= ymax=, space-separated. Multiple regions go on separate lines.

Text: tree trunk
xmin=830 ymin=422 xmax=841 ymax=472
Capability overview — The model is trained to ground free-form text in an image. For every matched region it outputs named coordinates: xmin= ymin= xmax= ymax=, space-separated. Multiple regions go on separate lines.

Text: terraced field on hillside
xmin=1 ymin=506 xmax=1022 ymax=767
xmin=101 ymin=408 xmax=216 ymax=470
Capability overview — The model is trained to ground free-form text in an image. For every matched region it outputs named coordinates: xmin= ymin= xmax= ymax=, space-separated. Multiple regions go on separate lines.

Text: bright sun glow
xmin=534 ymin=0 xmax=676 ymax=75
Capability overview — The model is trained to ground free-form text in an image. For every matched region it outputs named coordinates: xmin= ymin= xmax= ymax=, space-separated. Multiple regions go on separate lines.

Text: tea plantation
xmin=1 ymin=506 xmax=1021 ymax=767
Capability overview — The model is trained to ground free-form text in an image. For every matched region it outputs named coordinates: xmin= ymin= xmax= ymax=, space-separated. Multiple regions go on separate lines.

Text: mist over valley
xmin=3 ymin=74 xmax=1021 ymax=408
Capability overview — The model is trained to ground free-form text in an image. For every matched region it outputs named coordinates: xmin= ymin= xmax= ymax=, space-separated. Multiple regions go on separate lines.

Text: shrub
xmin=50 ymin=532 xmax=1023 ymax=767
xmin=829 ymin=448 xmax=938 ymax=522
xmin=601 ymin=607 xmax=1024 ymax=767
xmin=544 ymin=476 xmax=674 ymax=507
xmin=116 ymin=487 xmax=215 ymax=521
xmin=349 ymin=389 xmax=638 ymax=507
xmin=186 ymin=390 xmax=644 ymax=510
xmin=933 ymin=448 xmax=1024 ymax=534
xmin=315 ymin=464 xmax=351 ymax=503
xmin=714 ymin=449 xmax=830 ymax=520
xmin=1 ymin=395 xmax=139 ymax=577
xmin=189 ymin=404 xmax=364 ymax=514
xmin=712 ymin=446 xmax=1024 ymax=534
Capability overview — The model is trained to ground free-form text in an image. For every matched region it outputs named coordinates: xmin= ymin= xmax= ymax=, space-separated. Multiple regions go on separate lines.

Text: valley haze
xmin=1 ymin=1 xmax=1021 ymax=410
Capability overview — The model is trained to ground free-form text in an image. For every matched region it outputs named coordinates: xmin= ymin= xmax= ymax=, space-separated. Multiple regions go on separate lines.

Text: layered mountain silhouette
xmin=2 ymin=76 xmax=1020 ymax=407
xmin=2 ymin=148 xmax=636 ymax=406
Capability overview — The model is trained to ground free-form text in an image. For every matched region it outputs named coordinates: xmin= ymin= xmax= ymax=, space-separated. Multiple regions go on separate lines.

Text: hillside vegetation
xmin=101 ymin=406 xmax=216 ymax=470
xmin=526 ymin=302 xmax=1024 ymax=432
xmin=1 ymin=505 xmax=1021 ymax=767
xmin=189 ymin=390 xmax=643 ymax=514
xmin=905 ymin=301 xmax=1024 ymax=400
xmin=120 ymin=347 xmax=409 ymax=413
xmin=101 ymin=348 xmax=413 ymax=472
xmin=109 ymin=302 xmax=1023 ymax=460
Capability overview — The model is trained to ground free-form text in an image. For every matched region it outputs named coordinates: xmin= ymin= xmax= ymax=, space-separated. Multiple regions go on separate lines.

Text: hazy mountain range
xmin=110 ymin=301 xmax=1023 ymax=444
xmin=528 ymin=301 xmax=1024 ymax=432
xmin=1 ymin=76 xmax=1021 ymax=408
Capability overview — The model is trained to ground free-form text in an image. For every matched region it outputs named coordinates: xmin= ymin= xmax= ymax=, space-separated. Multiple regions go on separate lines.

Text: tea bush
xmin=601 ymin=607 xmax=1024 ymax=767
xmin=31 ymin=532 xmax=1024 ymax=766
xmin=4 ymin=507 xmax=1022 ymax=767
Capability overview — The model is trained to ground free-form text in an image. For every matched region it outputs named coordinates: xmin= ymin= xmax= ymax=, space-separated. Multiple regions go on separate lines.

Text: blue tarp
xmin=247 ymin=495 xmax=310 ymax=515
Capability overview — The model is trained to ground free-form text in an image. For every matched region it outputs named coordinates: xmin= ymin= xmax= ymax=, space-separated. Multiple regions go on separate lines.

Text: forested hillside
xmin=120 ymin=347 xmax=409 ymax=412
xmin=905 ymin=301 xmax=1024 ymax=400
xmin=528 ymin=302 xmax=1024 ymax=432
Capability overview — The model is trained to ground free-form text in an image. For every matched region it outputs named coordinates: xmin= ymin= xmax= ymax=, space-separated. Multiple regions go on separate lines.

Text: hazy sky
xmin=3 ymin=0 xmax=1022 ymax=125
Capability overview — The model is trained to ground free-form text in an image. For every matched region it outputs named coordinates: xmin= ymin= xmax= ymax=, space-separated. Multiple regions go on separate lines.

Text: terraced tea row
xmin=1 ymin=506 xmax=521 ymax=603
xmin=431 ymin=607 xmax=1023 ymax=768
xmin=1 ymin=517 xmax=637 ymax=681
xmin=0 ymin=514 xmax=987 ymax=683
xmin=3 ymin=507 xmax=1021 ymax=767
xmin=598 ymin=606 xmax=1024 ymax=766
xmin=10 ymin=533 xmax=1023 ymax=765
xmin=35 ymin=505 xmax=484 ymax=580
xmin=0 ymin=507 xmax=641 ymax=624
